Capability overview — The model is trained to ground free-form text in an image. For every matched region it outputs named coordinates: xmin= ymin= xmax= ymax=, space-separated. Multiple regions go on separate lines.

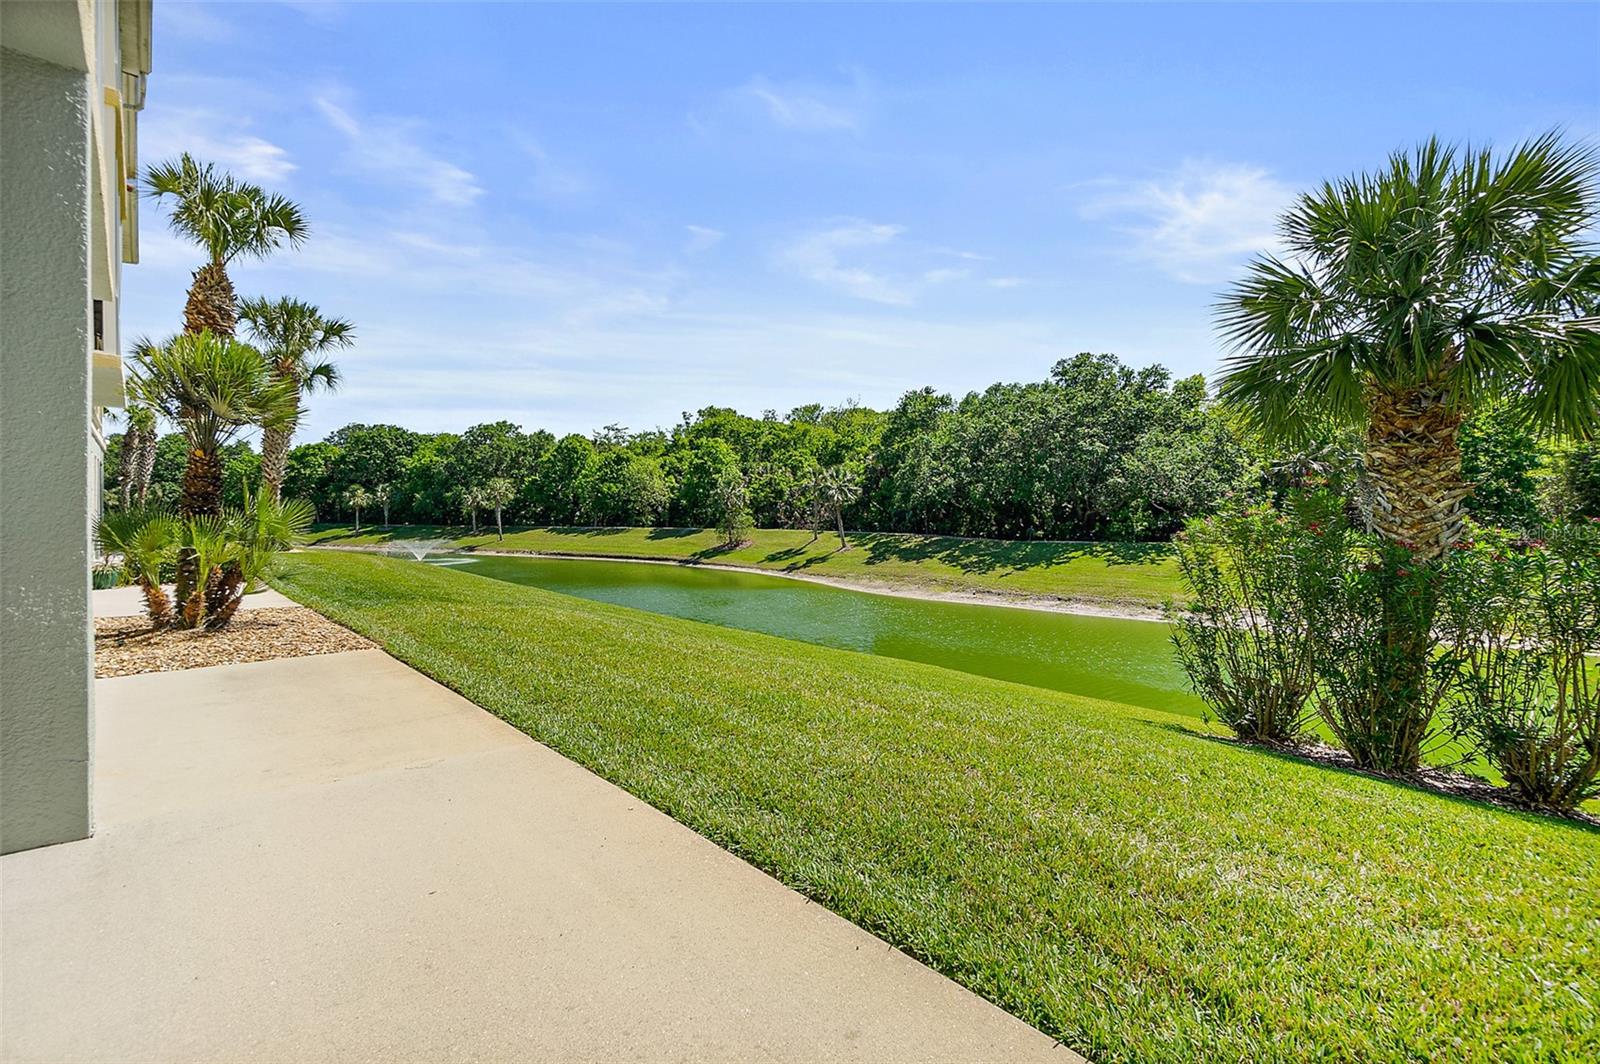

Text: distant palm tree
xmin=239 ymin=296 xmax=354 ymax=498
xmin=130 ymin=331 xmax=296 ymax=610
xmin=815 ymin=465 xmax=861 ymax=550
xmin=1217 ymin=133 xmax=1600 ymax=560
xmin=144 ymin=154 xmax=308 ymax=337
xmin=373 ymin=483 xmax=394 ymax=527
xmin=461 ymin=484 xmax=487 ymax=534
xmin=482 ymin=477 xmax=516 ymax=540
xmin=343 ymin=484 xmax=373 ymax=532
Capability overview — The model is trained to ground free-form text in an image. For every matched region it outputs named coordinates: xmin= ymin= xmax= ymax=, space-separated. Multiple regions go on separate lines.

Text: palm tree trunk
xmin=184 ymin=260 xmax=238 ymax=337
xmin=259 ymin=413 xmax=295 ymax=501
xmin=116 ymin=429 xmax=138 ymax=509
xmin=134 ymin=428 xmax=156 ymax=506
xmin=1361 ymin=382 xmax=1471 ymax=562
xmin=835 ymin=506 xmax=848 ymax=550
xmin=174 ymin=445 xmax=223 ymax=616
xmin=496 ymin=507 xmax=503 ymax=540
xmin=178 ymin=445 xmax=224 ymax=519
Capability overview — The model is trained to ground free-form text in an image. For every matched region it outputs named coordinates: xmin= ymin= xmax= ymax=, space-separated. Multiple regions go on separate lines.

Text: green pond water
xmin=444 ymin=553 xmax=1203 ymax=717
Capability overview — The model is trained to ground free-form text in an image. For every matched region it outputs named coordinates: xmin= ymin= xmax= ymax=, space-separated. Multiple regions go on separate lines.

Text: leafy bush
xmin=1303 ymin=534 xmax=1454 ymax=775
xmin=1441 ymin=522 xmax=1600 ymax=810
xmin=1169 ymin=496 xmax=1330 ymax=743
xmin=1173 ymin=490 xmax=1455 ymax=774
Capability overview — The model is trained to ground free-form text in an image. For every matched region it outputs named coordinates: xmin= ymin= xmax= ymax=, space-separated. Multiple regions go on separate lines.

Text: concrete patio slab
xmin=92 ymin=583 xmax=299 ymax=617
xmin=2 ymin=648 xmax=1075 ymax=1062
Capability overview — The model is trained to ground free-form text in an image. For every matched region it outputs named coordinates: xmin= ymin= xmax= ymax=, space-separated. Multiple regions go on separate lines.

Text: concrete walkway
xmin=92 ymin=582 xmax=299 ymax=617
xmin=2 ymin=642 xmax=1073 ymax=1061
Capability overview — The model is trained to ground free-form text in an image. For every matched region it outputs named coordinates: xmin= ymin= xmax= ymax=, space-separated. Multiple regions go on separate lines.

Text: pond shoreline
xmin=308 ymin=543 xmax=1169 ymax=623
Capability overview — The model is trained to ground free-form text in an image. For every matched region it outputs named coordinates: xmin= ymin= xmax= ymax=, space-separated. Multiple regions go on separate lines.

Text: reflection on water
xmin=452 ymin=554 xmax=1203 ymax=718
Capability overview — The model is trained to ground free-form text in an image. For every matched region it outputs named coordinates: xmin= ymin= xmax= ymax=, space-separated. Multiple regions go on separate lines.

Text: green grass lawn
xmin=305 ymin=523 xmax=1181 ymax=611
xmin=274 ymin=550 xmax=1599 ymax=1063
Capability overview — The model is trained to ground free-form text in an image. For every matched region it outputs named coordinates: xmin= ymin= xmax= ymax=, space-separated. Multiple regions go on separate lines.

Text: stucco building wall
xmin=0 ymin=47 xmax=97 ymax=853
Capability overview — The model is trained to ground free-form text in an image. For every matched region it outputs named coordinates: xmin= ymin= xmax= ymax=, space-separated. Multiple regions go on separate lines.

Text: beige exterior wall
xmin=1 ymin=0 xmax=150 ymax=854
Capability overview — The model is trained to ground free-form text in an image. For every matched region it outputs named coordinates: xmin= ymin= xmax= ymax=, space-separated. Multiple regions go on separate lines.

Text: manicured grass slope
xmin=306 ymin=523 xmax=1180 ymax=610
xmin=275 ymin=551 xmax=1599 ymax=1063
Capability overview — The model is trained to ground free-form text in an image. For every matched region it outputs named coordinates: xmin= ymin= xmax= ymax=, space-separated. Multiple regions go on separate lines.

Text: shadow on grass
xmin=1170 ymin=724 xmax=1600 ymax=835
xmin=646 ymin=527 xmax=703 ymax=541
xmin=846 ymin=532 xmax=1171 ymax=576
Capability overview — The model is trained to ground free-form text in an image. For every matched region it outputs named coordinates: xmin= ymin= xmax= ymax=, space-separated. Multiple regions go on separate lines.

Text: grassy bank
xmin=274 ymin=550 xmax=1599 ymax=1063
xmin=305 ymin=523 xmax=1181 ymax=611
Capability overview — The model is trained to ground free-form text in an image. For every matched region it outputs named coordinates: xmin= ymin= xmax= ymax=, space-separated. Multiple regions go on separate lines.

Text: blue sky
xmin=127 ymin=1 xmax=1600 ymax=441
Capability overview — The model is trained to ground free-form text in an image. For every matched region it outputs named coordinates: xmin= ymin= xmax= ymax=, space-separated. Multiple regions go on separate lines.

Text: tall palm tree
xmin=131 ymin=332 xmax=297 ymax=612
xmin=1217 ymin=133 xmax=1600 ymax=561
xmin=239 ymin=296 xmax=354 ymax=498
xmin=144 ymin=154 xmax=308 ymax=337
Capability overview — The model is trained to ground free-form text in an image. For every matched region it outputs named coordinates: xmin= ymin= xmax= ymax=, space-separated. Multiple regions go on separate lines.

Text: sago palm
xmin=239 ymin=296 xmax=354 ymax=498
xmin=1217 ymin=132 xmax=1600 ymax=560
xmin=144 ymin=154 xmax=308 ymax=336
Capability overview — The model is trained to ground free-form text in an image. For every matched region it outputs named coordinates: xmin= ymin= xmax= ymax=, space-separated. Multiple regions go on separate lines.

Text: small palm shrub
xmin=94 ymin=492 xmax=313 ymax=631
xmin=1169 ymin=495 xmax=1332 ymax=743
xmin=1441 ymin=522 xmax=1600 ymax=810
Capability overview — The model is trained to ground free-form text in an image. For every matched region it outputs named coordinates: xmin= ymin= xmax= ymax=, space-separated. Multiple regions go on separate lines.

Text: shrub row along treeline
xmin=104 ymin=351 xmax=1595 ymax=542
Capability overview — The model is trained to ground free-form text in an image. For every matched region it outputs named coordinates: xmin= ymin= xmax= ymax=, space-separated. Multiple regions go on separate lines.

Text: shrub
xmin=1442 ymin=522 xmax=1600 ymax=810
xmin=1303 ymin=534 xmax=1456 ymax=775
xmin=1169 ymin=496 xmax=1327 ymax=743
xmin=1173 ymin=489 xmax=1457 ymax=773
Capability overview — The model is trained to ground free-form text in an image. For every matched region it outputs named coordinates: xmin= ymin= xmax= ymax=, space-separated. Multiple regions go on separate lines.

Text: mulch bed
xmin=95 ymin=606 xmax=376 ymax=678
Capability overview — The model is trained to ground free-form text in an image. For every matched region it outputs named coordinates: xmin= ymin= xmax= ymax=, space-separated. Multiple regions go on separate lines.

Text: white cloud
xmin=315 ymin=95 xmax=483 ymax=206
xmin=1081 ymin=160 xmax=1294 ymax=284
xmin=140 ymin=106 xmax=296 ymax=183
xmin=684 ymin=225 xmax=724 ymax=254
xmin=781 ymin=221 xmax=913 ymax=305
xmin=988 ymin=277 xmax=1026 ymax=289
xmin=741 ymin=76 xmax=861 ymax=131
xmin=922 ymin=268 xmax=971 ymax=285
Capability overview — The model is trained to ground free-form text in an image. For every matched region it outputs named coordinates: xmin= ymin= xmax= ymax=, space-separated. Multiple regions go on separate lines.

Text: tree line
xmin=107 ymin=351 xmax=1595 ymax=543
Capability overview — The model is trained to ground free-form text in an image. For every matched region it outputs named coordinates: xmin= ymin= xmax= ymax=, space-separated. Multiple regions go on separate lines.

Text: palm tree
xmin=1217 ymin=133 xmax=1600 ymax=561
xmin=130 ymin=331 xmax=296 ymax=610
xmin=116 ymin=403 xmax=158 ymax=509
xmin=373 ymin=483 xmax=393 ymax=527
xmin=238 ymin=297 xmax=353 ymax=499
xmin=343 ymin=484 xmax=373 ymax=532
xmin=814 ymin=465 xmax=861 ymax=551
xmin=95 ymin=509 xmax=179 ymax=626
xmin=482 ymin=477 xmax=516 ymax=540
xmin=461 ymin=484 xmax=487 ymax=534
xmin=144 ymin=154 xmax=308 ymax=337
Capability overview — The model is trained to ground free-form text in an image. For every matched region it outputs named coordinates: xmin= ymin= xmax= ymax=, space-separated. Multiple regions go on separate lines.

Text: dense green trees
xmin=108 ymin=348 xmax=1582 ymax=545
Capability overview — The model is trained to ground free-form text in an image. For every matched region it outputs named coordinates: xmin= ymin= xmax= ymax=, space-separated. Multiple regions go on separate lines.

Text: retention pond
xmin=448 ymin=553 xmax=1203 ymax=717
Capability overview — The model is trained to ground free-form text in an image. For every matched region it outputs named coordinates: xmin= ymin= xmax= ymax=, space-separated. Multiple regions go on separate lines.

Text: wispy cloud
xmin=739 ymin=75 xmax=864 ymax=131
xmin=684 ymin=225 xmax=724 ymax=254
xmin=141 ymin=106 xmax=295 ymax=183
xmin=1080 ymin=160 xmax=1294 ymax=284
xmin=315 ymin=94 xmax=483 ymax=206
xmin=781 ymin=221 xmax=913 ymax=305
